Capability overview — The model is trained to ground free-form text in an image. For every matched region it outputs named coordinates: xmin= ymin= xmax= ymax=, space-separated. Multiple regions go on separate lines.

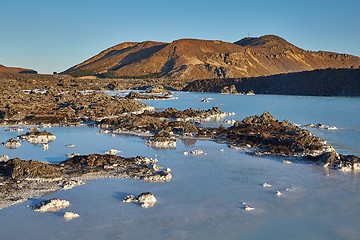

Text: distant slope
xmin=63 ymin=35 xmax=360 ymax=79
xmin=0 ymin=64 xmax=37 ymax=74
xmin=182 ymin=68 xmax=360 ymax=96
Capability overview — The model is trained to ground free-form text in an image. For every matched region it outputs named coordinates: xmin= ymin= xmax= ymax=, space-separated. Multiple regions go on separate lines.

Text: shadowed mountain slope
xmin=183 ymin=68 xmax=360 ymax=96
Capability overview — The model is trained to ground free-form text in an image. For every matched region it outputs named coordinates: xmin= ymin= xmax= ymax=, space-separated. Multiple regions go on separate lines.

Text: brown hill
xmin=63 ymin=35 xmax=360 ymax=80
xmin=0 ymin=64 xmax=37 ymax=74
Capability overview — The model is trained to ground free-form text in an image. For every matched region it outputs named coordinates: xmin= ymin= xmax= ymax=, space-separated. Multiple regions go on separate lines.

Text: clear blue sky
xmin=1 ymin=0 xmax=359 ymax=73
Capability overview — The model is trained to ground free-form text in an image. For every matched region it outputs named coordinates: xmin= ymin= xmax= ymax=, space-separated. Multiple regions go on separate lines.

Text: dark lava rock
xmin=0 ymin=158 xmax=61 ymax=180
xmin=125 ymin=91 xmax=140 ymax=99
xmin=98 ymin=107 xmax=226 ymax=138
xmin=225 ymin=112 xmax=324 ymax=156
xmin=314 ymin=152 xmax=360 ymax=172
xmin=0 ymin=77 xmax=146 ymax=125
xmin=0 ymin=154 xmax=172 ymax=209
xmin=220 ymin=84 xmax=238 ymax=94
xmin=18 ymin=129 xmax=56 ymax=143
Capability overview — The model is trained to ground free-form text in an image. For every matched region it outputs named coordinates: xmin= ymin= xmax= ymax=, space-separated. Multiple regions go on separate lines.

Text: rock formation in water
xmin=63 ymin=211 xmax=80 ymax=221
xmin=19 ymin=129 xmax=56 ymax=144
xmin=0 ymin=154 xmax=172 ymax=209
xmin=123 ymin=192 xmax=157 ymax=208
xmin=33 ymin=198 xmax=70 ymax=212
xmin=2 ymin=138 xmax=21 ymax=149
xmin=100 ymin=108 xmax=360 ymax=172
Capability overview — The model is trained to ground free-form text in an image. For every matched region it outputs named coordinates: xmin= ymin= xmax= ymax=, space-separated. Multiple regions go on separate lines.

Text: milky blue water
xmin=0 ymin=92 xmax=359 ymax=240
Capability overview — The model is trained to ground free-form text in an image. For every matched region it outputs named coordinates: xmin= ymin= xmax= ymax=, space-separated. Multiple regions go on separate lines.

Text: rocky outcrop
xmin=0 ymin=158 xmax=61 ymax=180
xmin=138 ymin=192 xmax=157 ymax=208
xmin=63 ymin=211 xmax=80 ymax=221
xmin=143 ymin=85 xmax=169 ymax=94
xmin=98 ymin=107 xmax=231 ymax=140
xmin=101 ymin=108 xmax=359 ymax=172
xmin=145 ymin=138 xmax=176 ymax=148
xmin=0 ymin=76 xmax=147 ymax=125
xmin=19 ymin=129 xmax=56 ymax=144
xmin=221 ymin=112 xmax=325 ymax=156
xmin=145 ymin=130 xmax=176 ymax=148
xmin=183 ymin=149 xmax=204 ymax=156
xmin=221 ymin=85 xmax=238 ymax=94
xmin=59 ymin=154 xmax=172 ymax=182
xmin=33 ymin=198 xmax=70 ymax=212
xmin=100 ymin=108 xmax=358 ymax=172
xmin=104 ymin=149 xmax=121 ymax=155
xmin=315 ymin=152 xmax=360 ymax=172
xmin=2 ymin=138 xmax=21 ymax=149
xmin=303 ymin=123 xmax=337 ymax=130
xmin=125 ymin=86 xmax=173 ymax=100
xmin=0 ymin=155 xmax=9 ymax=162
xmin=150 ymin=106 xmax=234 ymax=122
xmin=216 ymin=112 xmax=359 ymax=171
xmin=0 ymin=154 xmax=172 ymax=209
xmin=123 ymin=192 xmax=157 ymax=208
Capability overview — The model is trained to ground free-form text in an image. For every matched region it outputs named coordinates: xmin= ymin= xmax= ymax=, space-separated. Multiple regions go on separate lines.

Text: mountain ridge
xmin=0 ymin=64 xmax=37 ymax=74
xmin=63 ymin=35 xmax=360 ymax=79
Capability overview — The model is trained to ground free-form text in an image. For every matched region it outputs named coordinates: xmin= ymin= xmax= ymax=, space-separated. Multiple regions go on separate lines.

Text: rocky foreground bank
xmin=0 ymin=154 xmax=171 ymax=209
xmin=0 ymin=73 xmax=187 ymax=125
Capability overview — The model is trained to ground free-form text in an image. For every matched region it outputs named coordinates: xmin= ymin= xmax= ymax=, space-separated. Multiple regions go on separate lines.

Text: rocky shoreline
xmin=1 ymin=73 xmax=359 ymax=210
xmin=98 ymin=109 xmax=360 ymax=171
xmin=0 ymin=154 xmax=171 ymax=209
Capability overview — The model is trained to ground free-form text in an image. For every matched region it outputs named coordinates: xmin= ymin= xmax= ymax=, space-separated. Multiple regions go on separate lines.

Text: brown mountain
xmin=63 ymin=35 xmax=360 ymax=80
xmin=0 ymin=64 xmax=37 ymax=74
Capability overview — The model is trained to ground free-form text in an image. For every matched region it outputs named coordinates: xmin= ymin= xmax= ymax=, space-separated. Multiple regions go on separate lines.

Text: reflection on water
xmin=0 ymin=92 xmax=360 ymax=240
xmin=180 ymin=138 xmax=197 ymax=147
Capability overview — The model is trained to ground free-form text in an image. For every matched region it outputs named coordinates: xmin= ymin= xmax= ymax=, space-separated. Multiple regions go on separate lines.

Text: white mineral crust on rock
xmin=244 ymin=205 xmax=255 ymax=211
xmin=0 ymin=155 xmax=9 ymax=162
xmin=3 ymin=138 xmax=21 ymax=149
xmin=263 ymin=182 xmax=272 ymax=187
xmin=105 ymin=149 xmax=121 ymax=155
xmin=42 ymin=143 xmax=49 ymax=151
xmin=66 ymin=153 xmax=80 ymax=158
xmin=33 ymin=198 xmax=70 ymax=212
xmin=183 ymin=149 xmax=204 ymax=155
xmin=138 ymin=192 xmax=157 ymax=208
xmin=122 ymin=192 xmax=157 ymax=208
xmin=63 ymin=212 xmax=80 ymax=221
xmin=62 ymin=180 xmax=85 ymax=190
